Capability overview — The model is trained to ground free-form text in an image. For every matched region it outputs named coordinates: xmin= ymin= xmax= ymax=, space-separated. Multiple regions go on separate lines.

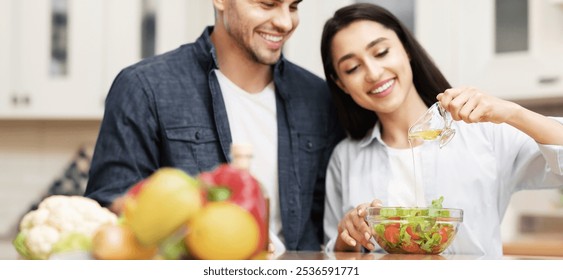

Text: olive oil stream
xmin=407 ymin=129 xmax=443 ymax=207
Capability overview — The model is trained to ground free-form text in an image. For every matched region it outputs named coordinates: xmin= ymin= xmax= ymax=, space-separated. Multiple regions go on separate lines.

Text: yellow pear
xmin=125 ymin=168 xmax=202 ymax=245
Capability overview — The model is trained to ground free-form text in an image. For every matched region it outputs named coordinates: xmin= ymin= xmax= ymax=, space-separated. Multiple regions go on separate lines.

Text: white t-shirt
xmin=386 ymin=146 xmax=426 ymax=207
xmin=215 ymin=70 xmax=285 ymax=254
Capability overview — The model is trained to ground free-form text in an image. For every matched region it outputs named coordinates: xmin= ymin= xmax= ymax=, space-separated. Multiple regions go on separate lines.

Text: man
xmin=85 ymin=0 xmax=343 ymax=252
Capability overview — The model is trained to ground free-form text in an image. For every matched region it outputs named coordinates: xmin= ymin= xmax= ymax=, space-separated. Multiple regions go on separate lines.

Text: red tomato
xmin=439 ymin=227 xmax=451 ymax=244
xmin=406 ymin=226 xmax=420 ymax=240
xmin=401 ymin=242 xmax=423 ymax=254
xmin=384 ymin=224 xmax=400 ymax=244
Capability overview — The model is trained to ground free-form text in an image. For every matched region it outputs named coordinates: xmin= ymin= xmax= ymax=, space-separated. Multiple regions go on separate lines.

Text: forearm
xmin=505 ymin=105 xmax=563 ymax=145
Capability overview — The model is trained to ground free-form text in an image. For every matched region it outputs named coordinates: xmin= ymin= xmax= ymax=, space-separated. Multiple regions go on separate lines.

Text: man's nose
xmin=271 ymin=7 xmax=295 ymax=33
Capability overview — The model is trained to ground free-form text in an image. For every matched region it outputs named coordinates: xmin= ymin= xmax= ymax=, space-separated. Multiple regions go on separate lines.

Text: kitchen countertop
xmin=2 ymin=238 xmax=561 ymax=260
xmin=503 ymin=235 xmax=563 ymax=257
xmin=274 ymin=251 xmax=563 ymax=260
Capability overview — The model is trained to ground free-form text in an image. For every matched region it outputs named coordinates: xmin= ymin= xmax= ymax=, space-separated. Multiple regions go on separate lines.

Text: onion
xmin=92 ymin=224 xmax=157 ymax=260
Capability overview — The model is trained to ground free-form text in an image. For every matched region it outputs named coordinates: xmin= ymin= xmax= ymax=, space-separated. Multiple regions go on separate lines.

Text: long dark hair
xmin=320 ymin=3 xmax=451 ymax=140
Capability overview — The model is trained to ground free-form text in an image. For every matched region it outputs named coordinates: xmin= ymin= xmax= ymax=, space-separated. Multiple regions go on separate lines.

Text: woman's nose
xmin=364 ymin=61 xmax=383 ymax=83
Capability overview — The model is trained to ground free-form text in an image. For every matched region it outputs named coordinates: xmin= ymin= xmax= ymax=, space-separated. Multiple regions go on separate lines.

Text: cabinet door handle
xmin=10 ymin=94 xmax=32 ymax=107
xmin=11 ymin=95 xmax=18 ymax=106
xmin=538 ymin=76 xmax=560 ymax=85
xmin=22 ymin=95 xmax=31 ymax=106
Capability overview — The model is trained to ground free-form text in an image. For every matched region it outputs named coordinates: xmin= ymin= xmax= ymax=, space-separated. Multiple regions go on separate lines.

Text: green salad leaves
xmin=371 ymin=196 xmax=458 ymax=254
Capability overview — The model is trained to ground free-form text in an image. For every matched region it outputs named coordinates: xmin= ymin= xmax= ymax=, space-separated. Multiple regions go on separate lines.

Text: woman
xmin=321 ymin=3 xmax=563 ymax=257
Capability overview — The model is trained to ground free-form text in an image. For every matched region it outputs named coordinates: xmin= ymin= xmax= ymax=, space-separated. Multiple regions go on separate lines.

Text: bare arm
xmin=505 ymin=105 xmax=563 ymax=145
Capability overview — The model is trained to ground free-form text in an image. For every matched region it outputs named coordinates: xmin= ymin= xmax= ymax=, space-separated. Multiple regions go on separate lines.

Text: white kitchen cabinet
xmin=0 ymin=0 xmax=214 ymax=120
xmin=155 ymin=0 xmax=214 ymax=54
xmin=101 ymin=0 xmax=142 ymax=102
xmin=0 ymin=0 xmax=13 ymax=114
xmin=0 ymin=0 xmax=106 ymax=119
xmin=98 ymin=0 xmax=215 ymax=116
xmin=417 ymin=0 xmax=563 ymax=100
xmin=101 ymin=0 xmax=214 ymax=96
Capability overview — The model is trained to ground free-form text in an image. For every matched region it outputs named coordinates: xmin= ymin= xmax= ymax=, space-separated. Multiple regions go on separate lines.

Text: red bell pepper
xmin=199 ymin=164 xmax=268 ymax=256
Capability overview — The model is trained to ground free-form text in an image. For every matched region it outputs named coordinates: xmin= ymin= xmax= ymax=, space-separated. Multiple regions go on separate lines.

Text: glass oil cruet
xmin=408 ymin=102 xmax=455 ymax=148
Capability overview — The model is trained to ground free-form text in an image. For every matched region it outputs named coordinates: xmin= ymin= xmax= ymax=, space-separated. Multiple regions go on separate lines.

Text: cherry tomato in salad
xmin=401 ymin=242 xmax=423 ymax=254
xmin=406 ymin=226 xmax=420 ymax=240
xmin=384 ymin=224 xmax=400 ymax=244
xmin=439 ymin=226 xmax=451 ymax=244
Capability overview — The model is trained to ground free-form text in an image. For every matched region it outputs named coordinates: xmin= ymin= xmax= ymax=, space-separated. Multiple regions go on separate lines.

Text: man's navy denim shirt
xmin=85 ymin=26 xmax=344 ymax=251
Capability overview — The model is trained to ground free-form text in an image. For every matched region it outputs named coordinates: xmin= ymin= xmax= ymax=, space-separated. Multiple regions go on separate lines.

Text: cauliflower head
xmin=14 ymin=195 xmax=118 ymax=259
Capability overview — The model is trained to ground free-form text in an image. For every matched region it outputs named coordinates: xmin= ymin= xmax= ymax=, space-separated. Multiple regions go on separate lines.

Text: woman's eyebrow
xmin=366 ymin=37 xmax=387 ymax=50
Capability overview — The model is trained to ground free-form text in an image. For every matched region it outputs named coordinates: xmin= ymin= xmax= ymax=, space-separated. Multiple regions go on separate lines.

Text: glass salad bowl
xmin=365 ymin=206 xmax=463 ymax=254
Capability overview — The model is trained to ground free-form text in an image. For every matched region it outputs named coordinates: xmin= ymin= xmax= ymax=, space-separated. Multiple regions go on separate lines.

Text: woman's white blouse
xmin=324 ymin=118 xmax=563 ymax=258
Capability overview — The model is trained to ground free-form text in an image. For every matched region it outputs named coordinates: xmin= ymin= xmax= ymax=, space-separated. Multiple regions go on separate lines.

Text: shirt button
xmin=195 ymin=131 xmax=201 ymax=140
xmin=307 ymin=141 xmax=313 ymax=149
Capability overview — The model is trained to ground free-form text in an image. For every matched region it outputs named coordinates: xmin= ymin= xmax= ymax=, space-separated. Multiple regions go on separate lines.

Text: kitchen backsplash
xmin=0 ymin=120 xmax=100 ymax=239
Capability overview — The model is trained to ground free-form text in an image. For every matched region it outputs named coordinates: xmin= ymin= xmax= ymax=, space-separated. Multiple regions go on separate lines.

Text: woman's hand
xmin=438 ymin=87 xmax=563 ymax=145
xmin=437 ymin=87 xmax=521 ymax=124
xmin=334 ymin=199 xmax=382 ymax=252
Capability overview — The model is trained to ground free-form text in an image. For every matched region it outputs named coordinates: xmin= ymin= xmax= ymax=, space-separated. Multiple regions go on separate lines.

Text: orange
xmin=186 ymin=201 xmax=260 ymax=260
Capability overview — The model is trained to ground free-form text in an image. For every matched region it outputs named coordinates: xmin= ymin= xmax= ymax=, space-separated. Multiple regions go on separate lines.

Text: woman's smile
xmin=369 ymin=78 xmax=395 ymax=97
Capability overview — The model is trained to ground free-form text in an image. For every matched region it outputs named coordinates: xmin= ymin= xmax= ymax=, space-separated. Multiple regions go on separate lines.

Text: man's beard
xmin=227 ymin=25 xmax=281 ymax=66
xmin=247 ymin=47 xmax=280 ymax=66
